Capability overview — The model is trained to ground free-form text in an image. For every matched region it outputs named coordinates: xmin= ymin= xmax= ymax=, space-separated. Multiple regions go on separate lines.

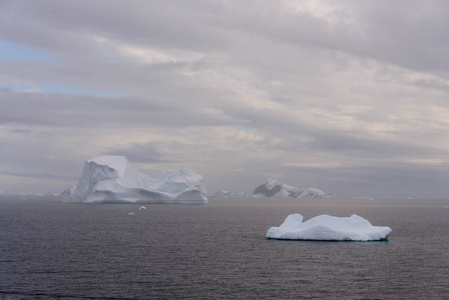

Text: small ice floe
xmin=128 ymin=212 xmax=135 ymax=215
xmin=444 ymin=206 xmax=449 ymax=209
xmin=266 ymin=213 xmax=392 ymax=241
xmin=139 ymin=206 xmax=147 ymax=210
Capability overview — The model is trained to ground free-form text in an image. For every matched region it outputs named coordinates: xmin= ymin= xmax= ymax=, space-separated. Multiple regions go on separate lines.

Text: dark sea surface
xmin=0 ymin=195 xmax=448 ymax=299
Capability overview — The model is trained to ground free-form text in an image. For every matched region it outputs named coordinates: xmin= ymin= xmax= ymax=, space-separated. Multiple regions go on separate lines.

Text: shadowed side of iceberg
xmin=266 ymin=213 xmax=391 ymax=241
xmin=85 ymin=185 xmax=208 ymax=204
xmin=63 ymin=156 xmax=208 ymax=204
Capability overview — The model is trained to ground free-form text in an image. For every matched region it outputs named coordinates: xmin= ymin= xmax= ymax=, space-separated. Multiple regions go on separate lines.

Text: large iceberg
xmin=64 ymin=156 xmax=208 ymax=204
xmin=266 ymin=214 xmax=391 ymax=241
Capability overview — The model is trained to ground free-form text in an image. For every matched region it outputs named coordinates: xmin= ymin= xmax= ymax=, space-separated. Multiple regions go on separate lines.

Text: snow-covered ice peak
xmin=266 ymin=213 xmax=392 ymax=241
xmin=64 ymin=156 xmax=208 ymax=204
xmin=87 ymin=156 xmax=129 ymax=178
xmin=265 ymin=178 xmax=282 ymax=189
xmin=253 ymin=179 xmax=332 ymax=198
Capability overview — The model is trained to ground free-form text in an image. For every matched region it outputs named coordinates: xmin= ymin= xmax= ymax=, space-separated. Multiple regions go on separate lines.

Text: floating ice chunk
xmin=64 ymin=156 xmax=208 ymax=204
xmin=266 ymin=213 xmax=391 ymax=241
xmin=128 ymin=213 xmax=134 ymax=215
xmin=139 ymin=206 xmax=147 ymax=210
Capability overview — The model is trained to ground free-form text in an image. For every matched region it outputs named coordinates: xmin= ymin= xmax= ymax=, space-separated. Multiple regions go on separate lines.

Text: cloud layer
xmin=1 ymin=0 xmax=449 ymax=197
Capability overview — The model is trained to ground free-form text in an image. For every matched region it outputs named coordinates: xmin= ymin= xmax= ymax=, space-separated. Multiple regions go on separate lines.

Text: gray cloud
xmin=107 ymin=141 xmax=170 ymax=164
xmin=0 ymin=88 xmax=236 ymax=128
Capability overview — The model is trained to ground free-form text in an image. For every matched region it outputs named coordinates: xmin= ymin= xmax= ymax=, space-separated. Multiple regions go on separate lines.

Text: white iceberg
xmin=64 ymin=156 xmax=208 ymax=204
xmin=266 ymin=213 xmax=391 ymax=241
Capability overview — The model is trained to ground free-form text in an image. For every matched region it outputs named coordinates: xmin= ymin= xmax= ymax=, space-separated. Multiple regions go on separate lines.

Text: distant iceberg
xmin=64 ymin=156 xmax=208 ymax=204
xmin=253 ymin=179 xmax=333 ymax=198
xmin=266 ymin=213 xmax=391 ymax=241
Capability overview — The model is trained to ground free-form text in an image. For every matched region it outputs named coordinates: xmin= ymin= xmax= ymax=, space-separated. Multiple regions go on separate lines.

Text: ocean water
xmin=0 ymin=196 xmax=448 ymax=299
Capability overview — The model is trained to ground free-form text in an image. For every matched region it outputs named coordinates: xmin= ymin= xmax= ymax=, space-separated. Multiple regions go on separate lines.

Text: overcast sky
xmin=1 ymin=0 xmax=449 ymax=198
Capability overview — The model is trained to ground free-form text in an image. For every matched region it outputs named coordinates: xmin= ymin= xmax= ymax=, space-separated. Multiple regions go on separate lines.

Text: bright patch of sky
xmin=0 ymin=83 xmax=38 ymax=92
xmin=1 ymin=82 xmax=126 ymax=97
xmin=39 ymin=83 xmax=126 ymax=97
xmin=0 ymin=41 xmax=58 ymax=65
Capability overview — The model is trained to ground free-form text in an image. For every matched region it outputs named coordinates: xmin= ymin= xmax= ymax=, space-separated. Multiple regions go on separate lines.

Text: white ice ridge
xmin=266 ymin=214 xmax=392 ymax=241
xmin=63 ymin=156 xmax=208 ymax=204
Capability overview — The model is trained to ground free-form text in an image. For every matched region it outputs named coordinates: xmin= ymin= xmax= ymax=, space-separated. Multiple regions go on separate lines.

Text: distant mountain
xmin=253 ymin=179 xmax=333 ymax=198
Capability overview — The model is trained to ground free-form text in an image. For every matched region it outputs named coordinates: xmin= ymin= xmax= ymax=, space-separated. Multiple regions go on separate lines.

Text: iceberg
xmin=253 ymin=179 xmax=333 ymax=198
xmin=266 ymin=213 xmax=391 ymax=241
xmin=63 ymin=156 xmax=208 ymax=204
